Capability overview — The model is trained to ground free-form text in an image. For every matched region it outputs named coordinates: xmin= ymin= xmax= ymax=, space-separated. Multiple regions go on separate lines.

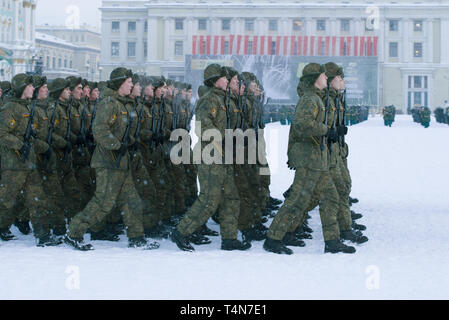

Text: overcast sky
xmin=36 ymin=0 xmax=102 ymax=30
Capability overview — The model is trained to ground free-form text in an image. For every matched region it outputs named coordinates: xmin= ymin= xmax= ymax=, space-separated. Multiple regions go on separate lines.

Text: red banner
xmin=199 ymin=35 xmax=204 ymax=54
xmin=283 ymin=36 xmax=288 ymax=56
xmin=192 ymin=36 xmax=197 ymax=55
xmin=206 ymin=36 xmax=211 ymax=55
xmin=276 ymin=36 xmax=281 ymax=55
xmin=229 ymin=35 xmax=235 ymax=54
xmin=367 ymin=36 xmax=372 ymax=56
xmin=354 ymin=36 xmax=359 ymax=56
xmin=373 ymin=36 xmax=378 ymax=56
xmin=303 ymin=36 xmax=308 ymax=56
xmin=267 ymin=36 xmax=272 ymax=55
xmin=221 ymin=36 xmax=225 ymax=55
xmin=347 ymin=36 xmax=352 ymax=56
xmin=244 ymin=35 xmax=249 ymax=55
xmin=298 ymin=36 xmax=302 ymax=56
xmin=317 ymin=36 xmax=322 ymax=55
xmin=291 ymin=36 xmax=296 ymax=56
xmin=214 ymin=36 xmax=219 ymax=55
xmin=332 ymin=36 xmax=336 ymax=56
xmin=340 ymin=37 xmax=344 ymax=56
xmin=325 ymin=36 xmax=330 ymax=56
xmin=260 ymin=36 xmax=265 ymax=55
xmin=253 ymin=36 xmax=258 ymax=55
xmin=236 ymin=35 xmax=242 ymax=55
xmin=360 ymin=36 xmax=365 ymax=56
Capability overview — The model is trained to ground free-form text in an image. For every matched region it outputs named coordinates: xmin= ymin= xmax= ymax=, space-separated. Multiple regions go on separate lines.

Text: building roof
xmin=35 ymin=32 xmax=77 ymax=49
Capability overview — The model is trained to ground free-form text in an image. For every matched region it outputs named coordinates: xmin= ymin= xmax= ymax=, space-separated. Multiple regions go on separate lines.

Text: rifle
xmin=329 ymin=92 xmax=339 ymax=154
xmin=341 ymin=89 xmax=347 ymax=146
xmin=63 ymin=96 xmax=74 ymax=162
xmin=77 ymin=96 xmax=89 ymax=152
xmin=149 ymin=95 xmax=158 ymax=152
xmin=130 ymin=90 xmax=146 ymax=158
xmin=226 ymin=85 xmax=232 ymax=129
xmin=86 ymin=98 xmax=98 ymax=154
xmin=320 ymin=83 xmax=330 ymax=152
xmin=42 ymin=104 xmax=57 ymax=169
xmin=115 ymin=97 xmax=138 ymax=168
xmin=19 ymin=91 xmax=38 ymax=163
xmin=241 ymin=88 xmax=248 ymax=131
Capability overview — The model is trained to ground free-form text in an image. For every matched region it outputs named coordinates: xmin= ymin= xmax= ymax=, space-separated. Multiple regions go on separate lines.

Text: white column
xmin=163 ymin=17 xmax=170 ymax=61
xmin=425 ymin=19 xmax=433 ymax=63
xmin=378 ymin=18 xmax=385 ymax=63
xmin=186 ymin=17 xmax=193 ymax=55
xmin=305 ymin=17 xmax=313 ymax=36
xmin=148 ymin=17 xmax=159 ymax=62
xmin=402 ymin=19 xmax=410 ymax=63
xmin=136 ymin=19 xmax=144 ymax=63
xmin=441 ymin=19 xmax=449 ymax=64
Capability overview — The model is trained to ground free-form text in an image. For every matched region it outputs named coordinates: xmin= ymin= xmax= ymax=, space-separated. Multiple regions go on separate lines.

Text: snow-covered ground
xmin=1 ymin=114 xmax=448 ymax=299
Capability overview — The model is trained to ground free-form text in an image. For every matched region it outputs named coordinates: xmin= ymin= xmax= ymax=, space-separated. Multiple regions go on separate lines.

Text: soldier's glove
xmin=19 ymin=142 xmax=31 ymax=163
xmin=326 ymin=128 xmax=339 ymax=143
xmin=287 ymin=160 xmax=295 ymax=170
xmin=75 ymin=135 xmax=86 ymax=146
xmin=337 ymin=125 xmax=348 ymax=136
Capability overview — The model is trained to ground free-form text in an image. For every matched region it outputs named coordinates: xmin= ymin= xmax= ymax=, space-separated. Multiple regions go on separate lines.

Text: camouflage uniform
xmin=67 ymin=68 xmax=144 ymax=242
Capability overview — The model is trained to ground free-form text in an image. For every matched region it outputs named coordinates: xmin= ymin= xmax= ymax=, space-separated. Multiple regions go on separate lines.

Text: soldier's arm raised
xmin=92 ymin=98 xmax=121 ymax=150
xmin=0 ymin=106 xmax=24 ymax=149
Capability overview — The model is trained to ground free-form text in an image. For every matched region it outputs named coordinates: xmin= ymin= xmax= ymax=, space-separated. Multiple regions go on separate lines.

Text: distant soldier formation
xmin=0 ymin=61 xmax=369 ymax=254
xmin=411 ymin=106 xmax=432 ymax=128
xmin=434 ymin=101 xmax=449 ymax=125
xmin=382 ymin=105 xmax=396 ymax=127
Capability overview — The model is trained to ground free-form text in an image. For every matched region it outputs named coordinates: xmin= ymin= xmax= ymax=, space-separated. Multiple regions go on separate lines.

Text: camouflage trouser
xmin=131 ymin=153 xmax=159 ymax=230
xmin=184 ymin=149 xmax=198 ymax=204
xmin=340 ymin=157 xmax=352 ymax=195
xmin=67 ymin=168 xmax=144 ymax=239
xmin=286 ymin=162 xmax=353 ymax=234
xmin=166 ymin=159 xmax=187 ymax=216
xmin=0 ymin=170 xmax=51 ymax=238
xmin=73 ymin=148 xmax=95 ymax=209
xmin=267 ymin=167 xmax=340 ymax=242
xmin=177 ymin=164 xmax=240 ymax=240
xmin=40 ymin=169 xmax=67 ymax=233
xmin=235 ymin=163 xmax=259 ymax=230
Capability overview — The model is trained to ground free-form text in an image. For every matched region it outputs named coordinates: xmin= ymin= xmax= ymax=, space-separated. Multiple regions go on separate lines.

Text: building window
xmin=144 ymin=41 xmax=148 ymax=58
xmin=175 ymin=19 xmax=184 ymax=30
xmin=112 ymin=21 xmax=120 ymax=32
xmin=144 ymin=21 xmax=148 ymax=33
xmin=64 ymin=59 xmax=67 ymax=68
xmin=46 ymin=56 xmax=50 ymax=67
xmin=175 ymin=41 xmax=183 ymax=56
xmin=341 ymin=19 xmax=350 ymax=32
xmin=111 ymin=42 xmax=119 ymax=57
xmin=389 ymin=20 xmax=399 ymax=31
xmin=248 ymin=41 xmax=253 ymax=54
xmin=389 ymin=42 xmax=398 ymax=57
xmin=245 ymin=19 xmax=254 ymax=32
xmin=198 ymin=19 xmax=207 ymax=30
xmin=222 ymin=19 xmax=231 ymax=31
xmin=269 ymin=19 xmax=278 ymax=31
xmin=413 ymin=42 xmax=423 ymax=57
xmin=408 ymin=75 xmax=428 ymax=108
xmin=58 ymin=58 xmax=61 ymax=68
xmin=128 ymin=21 xmax=136 ymax=33
xmin=413 ymin=20 xmax=423 ymax=32
xmin=128 ymin=42 xmax=136 ymax=57
xmin=292 ymin=20 xmax=302 ymax=31
xmin=317 ymin=19 xmax=326 ymax=31
xmin=52 ymin=57 xmax=55 ymax=69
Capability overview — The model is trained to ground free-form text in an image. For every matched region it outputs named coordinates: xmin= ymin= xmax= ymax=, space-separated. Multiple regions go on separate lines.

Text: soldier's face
xmin=155 ymin=86 xmax=164 ymax=98
xmin=118 ymin=78 xmax=133 ymax=96
xmin=187 ymin=89 xmax=192 ymax=100
xmin=340 ymin=79 xmax=346 ymax=90
xmin=144 ymin=85 xmax=154 ymax=98
xmin=230 ymin=75 xmax=239 ymax=95
xmin=38 ymin=84 xmax=49 ymax=100
xmin=60 ymin=87 xmax=71 ymax=101
xmin=22 ymin=84 xmax=35 ymax=99
xmin=90 ymin=88 xmax=99 ymax=101
xmin=239 ymin=83 xmax=245 ymax=95
xmin=0 ymin=88 xmax=2 ymax=97
xmin=167 ymin=85 xmax=174 ymax=97
xmin=181 ymin=89 xmax=187 ymax=99
xmin=131 ymin=82 xmax=142 ymax=97
xmin=72 ymin=84 xmax=83 ymax=100
xmin=315 ymin=73 xmax=328 ymax=90
xmin=82 ymin=86 xmax=91 ymax=98
xmin=248 ymin=81 xmax=258 ymax=94
xmin=215 ymin=76 xmax=228 ymax=91
xmin=330 ymin=76 xmax=342 ymax=91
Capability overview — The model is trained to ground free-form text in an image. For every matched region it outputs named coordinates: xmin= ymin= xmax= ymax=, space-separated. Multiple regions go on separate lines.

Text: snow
xmin=1 ymin=114 xmax=448 ymax=299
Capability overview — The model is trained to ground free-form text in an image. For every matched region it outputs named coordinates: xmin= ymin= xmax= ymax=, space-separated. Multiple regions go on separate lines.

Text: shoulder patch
xmin=313 ymin=107 xmax=319 ymax=118
xmin=9 ymin=118 xmax=16 ymax=128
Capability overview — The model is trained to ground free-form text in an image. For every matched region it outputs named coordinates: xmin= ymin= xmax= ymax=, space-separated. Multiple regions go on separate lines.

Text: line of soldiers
xmin=411 ymin=106 xmax=431 ymax=128
xmin=434 ymin=105 xmax=449 ymax=125
xmin=382 ymin=105 xmax=396 ymax=127
xmin=345 ymin=105 xmax=370 ymax=126
xmin=262 ymin=62 xmax=368 ymax=255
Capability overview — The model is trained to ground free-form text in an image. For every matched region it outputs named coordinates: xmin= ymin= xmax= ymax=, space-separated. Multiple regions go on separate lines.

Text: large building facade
xmin=100 ymin=0 xmax=449 ymax=112
xmin=0 ymin=0 xmax=37 ymax=81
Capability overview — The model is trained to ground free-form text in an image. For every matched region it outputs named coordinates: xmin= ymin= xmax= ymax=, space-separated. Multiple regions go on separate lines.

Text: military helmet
xmin=324 ymin=62 xmax=344 ymax=83
xmin=165 ymin=78 xmax=174 ymax=87
xmin=81 ymin=78 xmax=90 ymax=88
xmin=48 ymin=78 xmax=70 ymax=100
xmin=66 ymin=76 xmax=83 ymax=91
xmin=11 ymin=73 xmax=34 ymax=98
xmin=186 ymin=83 xmax=192 ymax=91
xmin=88 ymin=81 xmax=98 ymax=90
xmin=132 ymin=73 xmax=141 ymax=85
xmin=198 ymin=85 xmax=210 ymax=98
xmin=32 ymin=76 xmax=47 ymax=90
xmin=0 ymin=81 xmax=11 ymax=93
xmin=151 ymin=76 xmax=165 ymax=89
xmin=203 ymin=63 xmax=227 ymax=87
xmin=108 ymin=67 xmax=133 ymax=91
xmin=300 ymin=63 xmax=326 ymax=86
xmin=223 ymin=66 xmax=238 ymax=81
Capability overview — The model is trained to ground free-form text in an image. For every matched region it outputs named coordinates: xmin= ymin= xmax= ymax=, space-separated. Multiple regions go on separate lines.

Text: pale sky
xmin=36 ymin=0 xmax=102 ymax=30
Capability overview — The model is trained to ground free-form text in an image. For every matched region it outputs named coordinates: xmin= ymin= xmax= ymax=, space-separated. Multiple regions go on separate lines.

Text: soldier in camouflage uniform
xmin=65 ymin=68 xmax=157 ymax=251
xmin=0 ymin=81 xmax=11 ymax=107
xmin=0 ymin=74 xmax=60 ymax=246
xmin=263 ymin=63 xmax=356 ymax=255
xmin=382 ymin=105 xmax=396 ymax=127
xmin=171 ymin=64 xmax=251 ymax=252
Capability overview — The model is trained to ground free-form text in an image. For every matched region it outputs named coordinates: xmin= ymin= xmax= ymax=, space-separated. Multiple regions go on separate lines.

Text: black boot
xmin=351 ymin=210 xmax=363 ymax=221
xmin=170 ymin=229 xmax=194 ymax=252
xmin=211 ymin=213 xmax=220 ymax=224
xmin=261 ymin=216 xmax=269 ymax=223
xmin=324 ymin=240 xmax=356 ymax=254
xmin=352 ymin=221 xmax=367 ymax=231
xmin=341 ymin=230 xmax=369 ymax=244
xmin=221 ymin=239 xmax=251 ymax=251
xmin=106 ymin=223 xmax=125 ymax=236
xmin=269 ymin=196 xmax=283 ymax=206
xmin=349 ymin=197 xmax=359 ymax=204
xmin=283 ymin=187 xmax=292 ymax=199
xmin=189 ymin=232 xmax=211 ymax=245
xmin=282 ymin=232 xmax=306 ymax=247
xmin=90 ymin=229 xmax=120 ymax=242
xmin=0 ymin=229 xmax=16 ymax=241
xmin=302 ymin=222 xmax=313 ymax=234
xmin=128 ymin=237 xmax=160 ymax=250
xmin=53 ymin=226 xmax=67 ymax=237
xmin=64 ymin=235 xmax=94 ymax=251
xmin=199 ymin=224 xmax=219 ymax=237
xmin=241 ymin=227 xmax=267 ymax=243
xmin=14 ymin=219 xmax=31 ymax=235
xmin=261 ymin=208 xmax=272 ymax=217
xmin=37 ymin=234 xmax=63 ymax=247
xmin=263 ymin=237 xmax=293 ymax=255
